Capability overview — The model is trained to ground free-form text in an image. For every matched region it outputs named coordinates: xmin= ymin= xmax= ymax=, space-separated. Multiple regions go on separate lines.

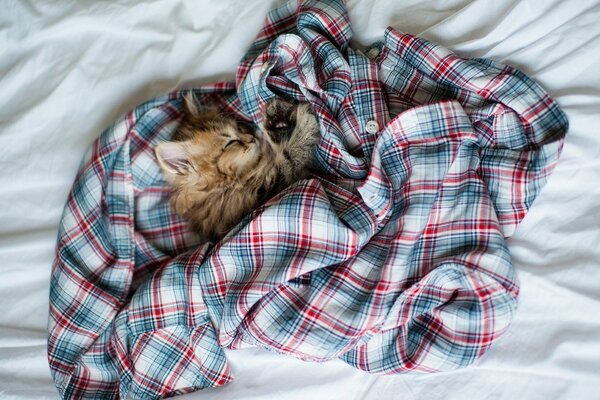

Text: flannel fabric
xmin=48 ymin=0 xmax=568 ymax=398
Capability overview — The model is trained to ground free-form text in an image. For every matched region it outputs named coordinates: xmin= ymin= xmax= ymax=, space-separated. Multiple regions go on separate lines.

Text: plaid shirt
xmin=48 ymin=0 xmax=568 ymax=398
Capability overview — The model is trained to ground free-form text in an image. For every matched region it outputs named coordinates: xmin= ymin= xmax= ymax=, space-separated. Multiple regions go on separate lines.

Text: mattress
xmin=1 ymin=0 xmax=599 ymax=399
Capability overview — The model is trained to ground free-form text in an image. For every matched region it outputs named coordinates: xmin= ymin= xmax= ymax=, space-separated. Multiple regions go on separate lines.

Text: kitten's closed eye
xmin=224 ymin=140 xmax=242 ymax=149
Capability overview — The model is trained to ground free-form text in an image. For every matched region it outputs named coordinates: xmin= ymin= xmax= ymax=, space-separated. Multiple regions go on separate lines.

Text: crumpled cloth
xmin=48 ymin=0 xmax=568 ymax=398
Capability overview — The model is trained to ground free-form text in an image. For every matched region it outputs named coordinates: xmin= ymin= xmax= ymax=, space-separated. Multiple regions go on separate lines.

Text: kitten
xmin=155 ymin=95 xmax=320 ymax=242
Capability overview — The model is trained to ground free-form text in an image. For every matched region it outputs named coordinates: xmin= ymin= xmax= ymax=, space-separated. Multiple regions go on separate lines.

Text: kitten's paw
xmin=264 ymin=98 xmax=298 ymax=143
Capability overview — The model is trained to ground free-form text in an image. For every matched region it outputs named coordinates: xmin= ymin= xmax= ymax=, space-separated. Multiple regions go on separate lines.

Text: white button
xmin=366 ymin=120 xmax=379 ymax=134
xmin=366 ymin=47 xmax=380 ymax=59
xmin=261 ymin=63 xmax=269 ymax=73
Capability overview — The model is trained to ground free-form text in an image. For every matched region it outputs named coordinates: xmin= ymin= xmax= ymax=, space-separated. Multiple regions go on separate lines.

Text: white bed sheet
xmin=1 ymin=0 xmax=599 ymax=399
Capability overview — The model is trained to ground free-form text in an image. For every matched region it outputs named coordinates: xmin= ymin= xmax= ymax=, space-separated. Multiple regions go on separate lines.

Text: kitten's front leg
xmin=262 ymin=98 xmax=320 ymax=186
xmin=263 ymin=98 xmax=298 ymax=144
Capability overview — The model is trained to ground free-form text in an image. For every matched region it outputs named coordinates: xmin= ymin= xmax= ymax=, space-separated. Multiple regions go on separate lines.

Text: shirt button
xmin=366 ymin=47 xmax=380 ymax=59
xmin=366 ymin=120 xmax=379 ymax=134
xmin=261 ymin=63 xmax=269 ymax=73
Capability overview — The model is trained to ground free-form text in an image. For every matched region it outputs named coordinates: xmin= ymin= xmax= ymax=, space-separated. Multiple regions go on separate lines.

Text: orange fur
xmin=155 ymin=95 xmax=320 ymax=242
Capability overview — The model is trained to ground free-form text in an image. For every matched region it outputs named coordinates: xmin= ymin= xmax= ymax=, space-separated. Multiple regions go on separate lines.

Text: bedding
xmin=47 ymin=0 xmax=570 ymax=398
xmin=1 ymin=0 xmax=599 ymax=399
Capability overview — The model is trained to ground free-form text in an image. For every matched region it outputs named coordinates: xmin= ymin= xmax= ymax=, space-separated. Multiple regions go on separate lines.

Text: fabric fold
xmin=48 ymin=0 xmax=568 ymax=398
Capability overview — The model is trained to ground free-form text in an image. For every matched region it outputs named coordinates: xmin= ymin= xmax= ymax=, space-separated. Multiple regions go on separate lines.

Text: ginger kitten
xmin=155 ymin=95 xmax=320 ymax=242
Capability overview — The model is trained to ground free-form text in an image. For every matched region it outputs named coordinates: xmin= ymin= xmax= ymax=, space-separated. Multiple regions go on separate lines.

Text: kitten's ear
xmin=182 ymin=93 xmax=221 ymax=126
xmin=155 ymin=142 xmax=192 ymax=180
xmin=182 ymin=93 xmax=200 ymax=118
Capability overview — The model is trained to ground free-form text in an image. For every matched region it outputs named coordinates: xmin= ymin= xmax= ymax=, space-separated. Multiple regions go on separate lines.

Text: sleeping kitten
xmin=155 ymin=95 xmax=320 ymax=242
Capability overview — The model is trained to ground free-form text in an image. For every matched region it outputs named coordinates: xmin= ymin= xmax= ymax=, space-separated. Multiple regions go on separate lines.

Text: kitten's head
xmin=154 ymin=95 xmax=318 ymax=240
xmin=155 ymin=94 xmax=263 ymax=188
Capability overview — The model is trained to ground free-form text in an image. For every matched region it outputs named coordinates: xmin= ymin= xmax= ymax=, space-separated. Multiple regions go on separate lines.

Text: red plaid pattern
xmin=48 ymin=0 xmax=568 ymax=398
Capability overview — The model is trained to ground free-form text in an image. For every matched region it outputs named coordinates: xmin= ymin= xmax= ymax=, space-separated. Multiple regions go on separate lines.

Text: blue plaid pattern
xmin=48 ymin=0 xmax=568 ymax=398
